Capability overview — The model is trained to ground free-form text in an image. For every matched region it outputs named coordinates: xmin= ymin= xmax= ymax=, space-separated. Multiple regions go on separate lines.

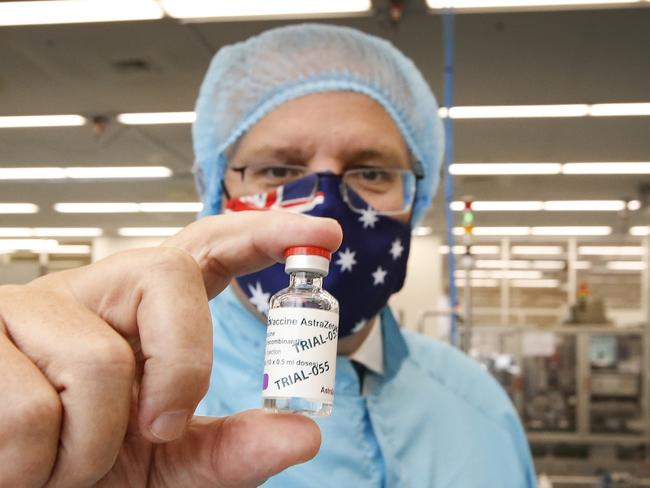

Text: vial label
xmin=263 ymin=307 xmax=339 ymax=402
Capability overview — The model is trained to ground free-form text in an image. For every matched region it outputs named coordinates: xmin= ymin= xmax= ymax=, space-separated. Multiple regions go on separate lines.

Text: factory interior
xmin=1 ymin=1 xmax=650 ymax=487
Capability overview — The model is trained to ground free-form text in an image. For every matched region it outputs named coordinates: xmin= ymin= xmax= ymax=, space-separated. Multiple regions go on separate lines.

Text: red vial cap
xmin=284 ymin=246 xmax=331 ymax=261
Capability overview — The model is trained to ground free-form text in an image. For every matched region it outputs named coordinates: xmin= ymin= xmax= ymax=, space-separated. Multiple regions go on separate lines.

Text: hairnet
xmin=193 ymin=23 xmax=444 ymax=225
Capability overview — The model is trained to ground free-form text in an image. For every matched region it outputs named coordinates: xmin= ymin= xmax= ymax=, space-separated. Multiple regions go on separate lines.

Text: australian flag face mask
xmin=225 ymin=172 xmax=412 ymax=338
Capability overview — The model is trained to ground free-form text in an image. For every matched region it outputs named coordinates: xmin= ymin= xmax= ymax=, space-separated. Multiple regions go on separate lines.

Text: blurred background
xmin=1 ymin=1 xmax=650 ymax=486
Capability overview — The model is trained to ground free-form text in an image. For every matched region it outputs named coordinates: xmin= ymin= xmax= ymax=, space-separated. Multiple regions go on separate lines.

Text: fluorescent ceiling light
xmin=0 ymin=0 xmax=163 ymax=26
xmin=0 ymin=168 xmax=66 ymax=180
xmin=413 ymin=226 xmax=433 ymax=237
xmin=542 ymin=200 xmax=626 ymax=211
xmin=52 ymin=244 xmax=92 ymax=255
xmin=455 ymin=278 xmax=499 ymax=288
xmin=628 ymin=200 xmax=642 ymax=211
xmin=590 ymin=103 xmax=650 ymax=117
xmin=450 ymin=200 xmax=629 ymax=212
xmin=0 ymin=115 xmax=86 ymax=128
xmin=454 ymin=227 xmax=530 ymax=236
xmin=511 ymin=245 xmax=564 ymax=255
xmin=475 ymin=259 xmax=530 ymax=269
xmin=0 ymin=203 xmax=39 ymax=214
xmin=138 ymin=202 xmax=203 ymax=213
xmin=562 ymin=162 xmax=650 ymax=174
xmin=118 ymin=227 xmax=183 ymax=237
xmin=0 ymin=166 xmax=172 ymax=180
xmin=456 ymin=269 xmax=544 ymax=279
xmin=55 ymin=203 xmax=139 ymax=213
xmin=0 ymin=239 xmax=58 ymax=252
xmin=445 ymin=104 xmax=590 ymax=119
xmin=450 ymin=163 xmax=562 ymax=175
xmin=455 ymin=226 xmax=611 ymax=237
xmin=451 ymin=201 xmax=544 ymax=211
xmin=450 ymin=162 xmax=650 ymax=176
xmin=160 ymin=0 xmax=372 ymax=20
xmin=511 ymin=279 xmax=560 ymax=288
xmin=531 ymin=226 xmax=611 ymax=236
xmin=65 ymin=166 xmax=173 ymax=178
xmin=440 ymin=245 xmax=501 ymax=255
xmin=0 ymin=228 xmax=102 ymax=237
xmin=117 ymin=112 xmax=196 ymax=125
xmin=606 ymin=261 xmax=646 ymax=271
xmin=55 ymin=202 xmax=203 ymax=213
xmin=427 ymin=0 xmax=640 ymax=9
xmin=578 ymin=246 xmax=643 ymax=256
xmin=630 ymin=226 xmax=650 ymax=236
xmin=475 ymin=259 xmax=566 ymax=270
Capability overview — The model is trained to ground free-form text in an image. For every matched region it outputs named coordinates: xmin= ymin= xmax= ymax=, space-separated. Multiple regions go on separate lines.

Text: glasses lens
xmin=243 ymin=164 xmax=308 ymax=194
xmin=343 ymin=169 xmax=416 ymax=214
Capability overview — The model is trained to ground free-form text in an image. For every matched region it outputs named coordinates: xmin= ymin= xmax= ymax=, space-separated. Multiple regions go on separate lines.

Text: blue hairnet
xmin=193 ymin=23 xmax=444 ymax=225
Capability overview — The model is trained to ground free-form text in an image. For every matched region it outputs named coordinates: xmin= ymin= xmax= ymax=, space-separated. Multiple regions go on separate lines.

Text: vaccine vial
xmin=262 ymin=246 xmax=339 ymax=416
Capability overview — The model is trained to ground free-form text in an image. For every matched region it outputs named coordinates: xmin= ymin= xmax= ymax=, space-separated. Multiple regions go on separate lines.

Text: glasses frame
xmin=228 ymin=164 xmax=422 ymax=215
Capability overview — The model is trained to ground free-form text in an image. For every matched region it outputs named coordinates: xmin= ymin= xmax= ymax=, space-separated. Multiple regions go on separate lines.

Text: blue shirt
xmin=197 ymin=287 xmax=536 ymax=487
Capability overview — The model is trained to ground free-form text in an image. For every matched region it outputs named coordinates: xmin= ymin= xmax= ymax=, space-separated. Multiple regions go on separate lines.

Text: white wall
xmin=389 ymin=235 xmax=446 ymax=337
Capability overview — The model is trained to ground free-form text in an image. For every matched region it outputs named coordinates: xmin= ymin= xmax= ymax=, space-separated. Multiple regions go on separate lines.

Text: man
xmin=0 ymin=24 xmax=535 ymax=487
xmin=193 ymin=24 xmax=535 ymax=487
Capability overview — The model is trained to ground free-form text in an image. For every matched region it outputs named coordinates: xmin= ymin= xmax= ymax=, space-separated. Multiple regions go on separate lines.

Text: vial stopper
xmin=284 ymin=246 xmax=331 ymax=276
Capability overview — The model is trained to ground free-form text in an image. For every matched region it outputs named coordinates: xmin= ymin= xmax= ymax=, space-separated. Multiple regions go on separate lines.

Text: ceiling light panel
xmin=542 ymin=200 xmax=626 ymax=211
xmin=0 ymin=239 xmax=58 ymax=252
xmin=54 ymin=202 xmax=203 ymax=213
xmin=118 ymin=227 xmax=183 ymax=237
xmin=511 ymin=246 xmax=564 ymax=255
xmin=0 ymin=166 xmax=172 ymax=180
xmin=562 ymin=162 xmax=650 ymax=174
xmin=451 ymin=201 xmax=544 ymax=211
xmin=531 ymin=226 xmax=612 ymax=236
xmin=0 ymin=0 xmax=163 ymax=26
xmin=0 ymin=203 xmax=39 ymax=214
xmin=0 ymin=115 xmax=86 ymax=127
xmin=589 ymin=103 xmax=650 ymax=116
xmin=160 ymin=0 xmax=372 ymax=20
xmin=450 ymin=163 xmax=562 ymax=175
xmin=606 ymin=261 xmax=646 ymax=271
xmin=0 ymin=228 xmax=102 ymax=237
xmin=578 ymin=246 xmax=643 ymax=256
xmin=427 ymin=0 xmax=641 ymax=8
xmin=446 ymin=104 xmax=590 ymax=119
xmin=116 ymin=112 xmax=196 ymax=125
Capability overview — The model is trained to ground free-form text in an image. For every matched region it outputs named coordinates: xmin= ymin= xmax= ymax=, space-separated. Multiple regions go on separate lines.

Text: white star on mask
xmin=358 ymin=207 xmax=379 ymax=229
xmin=335 ymin=247 xmax=357 ymax=272
xmin=372 ymin=266 xmax=387 ymax=286
xmin=248 ymin=281 xmax=270 ymax=314
xmin=389 ymin=238 xmax=404 ymax=260
xmin=351 ymin=318 xmax=367 ymax=334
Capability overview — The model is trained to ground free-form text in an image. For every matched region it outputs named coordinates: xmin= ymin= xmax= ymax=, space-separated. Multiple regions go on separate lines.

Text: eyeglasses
xmin=229 ymin=164 xmax=420 ymax=215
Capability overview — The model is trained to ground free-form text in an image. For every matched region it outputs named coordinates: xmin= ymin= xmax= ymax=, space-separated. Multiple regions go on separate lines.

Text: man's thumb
xmin=154 ymin=410 xmax=321 ymax=488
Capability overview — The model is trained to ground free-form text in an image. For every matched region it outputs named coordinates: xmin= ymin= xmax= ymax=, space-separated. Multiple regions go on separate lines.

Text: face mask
xmin=226 ymin=173 xmax=412 ymax=338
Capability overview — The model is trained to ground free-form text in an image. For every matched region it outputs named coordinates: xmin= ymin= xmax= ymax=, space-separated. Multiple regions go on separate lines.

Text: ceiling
xmin=1 ymin=3 xmax=649 ymax=238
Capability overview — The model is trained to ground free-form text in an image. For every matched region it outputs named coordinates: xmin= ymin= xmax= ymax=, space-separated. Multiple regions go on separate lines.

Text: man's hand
xmin=0 ymin=211 xmax=342 ymax=487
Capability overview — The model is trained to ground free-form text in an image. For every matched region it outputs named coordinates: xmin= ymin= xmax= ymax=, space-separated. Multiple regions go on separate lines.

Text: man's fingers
xmin=45 ymin=247 xmax=214 ymax=444
xmin=1 ymin=289 xmax=135 ymax=487
xmin=164 ymin=211 xmax=343 ymax=296
xmin=30 ymin=212 xmax=339 ymax=443
xmin=149 ymin=410 xmax=321 ymax=488
xmin=0 ymin=332 xmax=60 ymax=488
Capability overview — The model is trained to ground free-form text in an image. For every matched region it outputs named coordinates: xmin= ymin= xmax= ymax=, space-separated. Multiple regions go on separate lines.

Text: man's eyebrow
xmin=233 ymin=144 xmax=311 ymax=165
xmin=344 ymin=147 xmax=410 ymax=168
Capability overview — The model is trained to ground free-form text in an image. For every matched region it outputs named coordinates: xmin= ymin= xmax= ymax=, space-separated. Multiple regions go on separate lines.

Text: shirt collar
xmin=349 ymin=318 xmax=384 ymax=375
